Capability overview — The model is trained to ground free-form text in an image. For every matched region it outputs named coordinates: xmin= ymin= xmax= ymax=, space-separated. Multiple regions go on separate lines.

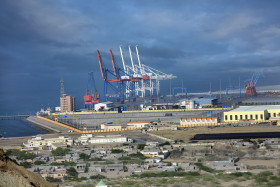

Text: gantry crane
xmin=244 ymin=72 xmax=262 ymax=97
xmin=83 ymin=72 xmax=100 ymax=110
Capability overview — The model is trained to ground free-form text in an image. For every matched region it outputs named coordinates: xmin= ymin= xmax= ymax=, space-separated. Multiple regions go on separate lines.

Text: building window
xmin=225 ymin=115 xmax=228 ymax=120
xmin=235 ymin=115 xmax=238 ymax=120
xmin=245 ymin=115 xmax=248 ymax=119
xmin=250 ymin=115 xmax=253 ymax=119
xmin=255 ymin=115 xmax=258 ymax=120
xmin=274 ymin=113 xmax=276 ymax=117
xmin=268 ymin=113 xmax=271 ymax=118
xmin=230 ymin=115 xmax=232 ymax=120
xmin=260 ymin=114 xmax=263 ymax=120
xmin=240 ymin=115 xmax=242 ymax=120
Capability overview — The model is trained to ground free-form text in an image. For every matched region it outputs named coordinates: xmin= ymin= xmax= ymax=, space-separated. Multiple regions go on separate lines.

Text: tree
xmin=90 ymin=174 xmax=106 ymax=179
xmin=34 ymin=160 xmax=46 ymax=165
xmin=84 ymin=163 xmax=90 ymax=173
xmin=111 ymin=149 xmax=123 ymax=154
xmin=6 ymin=149 xmax=36 ymax=160
xmin=79 ymin=153 xmax=90 ymax=161
xmin=51 ymin=148 xmax=70 ymax=156
xmin=66 ymin=167 xmax=78 ymax=177
xmin=46 ymin=176 xmax=62 ymax=183
xmin=20 ymin=162 xmax=32 ymax=168
xmin=137 ymin=144 xmax=146 ymax=150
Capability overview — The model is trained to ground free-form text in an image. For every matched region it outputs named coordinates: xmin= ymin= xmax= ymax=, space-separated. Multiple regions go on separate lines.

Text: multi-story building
xmin=60 ymin=94 xmax=75 ymax=112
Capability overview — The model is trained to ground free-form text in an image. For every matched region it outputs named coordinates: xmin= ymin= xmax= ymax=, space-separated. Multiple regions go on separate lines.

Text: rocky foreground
xmin=0 ymin=148 xmax=57 ymax=187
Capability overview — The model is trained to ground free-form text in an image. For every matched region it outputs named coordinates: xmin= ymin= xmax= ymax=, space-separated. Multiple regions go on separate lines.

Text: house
xmin=89 ymin=165 xmax=105 ymax=173
xmin=213 ymin=157 xmax=235 ymax=169
xmin=126 ymin=122 xmax=150 ymax=128
xmin=106 ymin=164 xmax=123 ymax=172
xmin=76 ymin=164 xmax=87 ymax=172
xmin=100 ymin=123 xmax=122 ymax=130
xmin=51 ymin=143 xmax=67 ymax=150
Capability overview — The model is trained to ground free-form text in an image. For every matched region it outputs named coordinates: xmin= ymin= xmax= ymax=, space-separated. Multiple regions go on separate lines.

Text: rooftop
xmin=228 ymin=105 xmax=280 ymax=112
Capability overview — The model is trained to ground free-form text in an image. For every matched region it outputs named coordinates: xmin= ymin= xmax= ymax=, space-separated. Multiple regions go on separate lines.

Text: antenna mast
xmin=60 ymin=73 xmax=64 ymax=97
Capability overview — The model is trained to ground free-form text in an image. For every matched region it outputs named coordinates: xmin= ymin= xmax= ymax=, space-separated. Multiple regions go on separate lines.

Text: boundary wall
xmin=55 ymin=107 xmax=230 ymax=116
xmin=37 ymin=116 xmax=143 ymax=134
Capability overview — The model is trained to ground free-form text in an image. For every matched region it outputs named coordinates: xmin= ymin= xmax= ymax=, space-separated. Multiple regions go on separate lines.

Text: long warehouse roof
xmin=228 ymin=105 xmax=280 ymax=112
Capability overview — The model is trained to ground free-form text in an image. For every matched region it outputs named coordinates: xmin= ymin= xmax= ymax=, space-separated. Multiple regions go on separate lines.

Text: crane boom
xmin=110 ymin=50 xmax=117 ymax=78
xmin=135 ymin=45 xmax=143 ymax=74
xmin=97 ymin=50 xmax=105 ymax=80
xmin=128 ymin=45 xmax=136 ymax=73
xmin=119 ymin=45 xmax=127 ymax=74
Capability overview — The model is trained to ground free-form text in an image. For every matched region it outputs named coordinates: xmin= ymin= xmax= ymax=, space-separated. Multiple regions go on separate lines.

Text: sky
xmin=1 ymin=0 xmax=280 ymax=115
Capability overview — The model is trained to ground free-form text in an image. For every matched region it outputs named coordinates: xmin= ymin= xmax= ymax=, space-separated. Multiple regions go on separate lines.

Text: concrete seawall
xmin=26 ymin=116 xmax=66 ymax=133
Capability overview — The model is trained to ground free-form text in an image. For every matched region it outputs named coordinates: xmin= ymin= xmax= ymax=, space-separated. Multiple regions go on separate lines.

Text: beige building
xmin=78 ymin=134 xmax=131 ymax=144
xmin=223 ymin=105 xmax=280 ymax=122
xmin=60 ymin=94 xmax=75 ymax=112
xmin=100 ymin=123 xmax=122 ymax=130
xmin=180 ymin=117 xmax=218 ymax=127
xmin=127 ymin=122 xmax=150 ymax=128
xmin=23 ymin=136 xmax=73 ymax=148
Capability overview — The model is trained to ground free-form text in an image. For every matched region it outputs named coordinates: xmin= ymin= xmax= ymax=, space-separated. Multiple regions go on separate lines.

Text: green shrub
xmin=66 ymin=167 xmax=78 ymax=177
xmin=159 ymin=141 xmax=171 ymax=147
xmin=133 ymin=171 xmax=200 ymax=178
xmin=79 ymin=153 xmax=90 ymax=160
xmin=111 ymin=149 xmax=123 ymax=153
xmin=194 ymin=162 xmax=215 ymax=173
xmin=137 ymin=144 xmax=146 ymax=150
xmin=88 ymin=157 xmax=103 ymax=161
xmin=90 ymin=174 xmax=106 ymax=179
xmin=34 ymin=160 xmax=46 ymax=165
xmin=46 ymin=176 xmax=62 ymax=183
xmin=51 ymin=148 xmax=70 ymax=156
xmin=6 ymin=149 xmax=36 ymax=160
xmin=20 ymin=162 xmax=32 ymax=168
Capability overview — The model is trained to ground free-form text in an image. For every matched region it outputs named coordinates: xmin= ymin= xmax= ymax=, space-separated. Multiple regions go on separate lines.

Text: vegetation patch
xmin=6 ymin=149 xmax=36 ymax=160
xmin=90 ymin=174 xmax=106 ymax=179
xmin=132 ymin=171 xmax=200 ymax=178
xmin=51 ymin=147 xmax=70 ymax=156
xmin=46 ymin=176 xmax=62 ymax=183
xmin=34 ymin=160 xmax=46 ymax=165
xmin=194 ymin=162 xmax=216 ymax=173
xmin=19 ymin=161 xmax=32 ymax=168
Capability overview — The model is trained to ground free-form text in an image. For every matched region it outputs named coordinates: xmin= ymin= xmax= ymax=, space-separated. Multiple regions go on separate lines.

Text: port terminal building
xmin=223 ymin=105 xmax=280 ymax=122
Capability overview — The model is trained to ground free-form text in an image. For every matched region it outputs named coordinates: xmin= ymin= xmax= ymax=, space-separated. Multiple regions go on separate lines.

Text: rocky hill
xmin=0 ymin=148 xmax=57 ymax=187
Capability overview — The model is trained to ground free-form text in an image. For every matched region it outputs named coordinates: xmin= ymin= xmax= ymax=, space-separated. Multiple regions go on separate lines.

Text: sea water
xmin=0 ymin=119 xmax=44 ymax=138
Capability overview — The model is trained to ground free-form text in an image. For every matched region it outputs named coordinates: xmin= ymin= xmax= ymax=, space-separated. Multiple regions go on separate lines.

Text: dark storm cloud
xmin=1 ymin=0 xmax=280 ymax=114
